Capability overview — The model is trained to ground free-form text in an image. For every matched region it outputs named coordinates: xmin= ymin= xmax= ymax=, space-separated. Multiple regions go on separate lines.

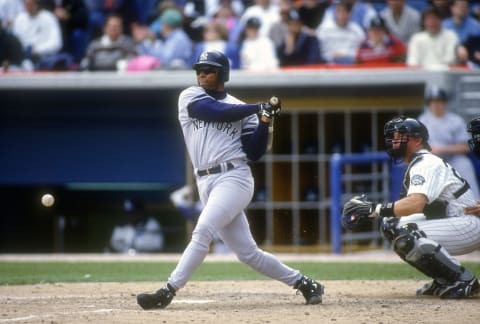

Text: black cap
xmin=246 ymin=17 xmax=261 ymax=29
xmin=369 ymin=16 xmax=387 ymax=30
xmin=425 ymin=86 xmax=448 ymax=102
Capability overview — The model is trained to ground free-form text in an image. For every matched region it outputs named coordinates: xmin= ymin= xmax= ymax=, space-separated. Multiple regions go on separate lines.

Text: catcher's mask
xmin=468 ymin=116 xmax=480 ymax=157
xmin=384 ymin=116 xmax=431 ymax=163
xmin=193 ymin=50 xmax=230 ymax=82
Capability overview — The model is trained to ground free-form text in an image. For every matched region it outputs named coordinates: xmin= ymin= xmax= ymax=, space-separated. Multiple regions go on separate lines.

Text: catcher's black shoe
xmin=137 ymin=283 xmax=176 ymax=309
xmin=438 ymin=277 xmax=479 ymax=299
xmin=294 ymin=276 xmax=324 ymax=305
xmin=416 ymin=279 xmax=445 ymax=296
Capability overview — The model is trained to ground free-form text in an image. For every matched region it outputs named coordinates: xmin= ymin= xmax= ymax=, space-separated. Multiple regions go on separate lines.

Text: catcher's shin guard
xmin=137 ymin=283 xmax=176 ymax=309
xmin=294 ymin=276 xmax=324 ymax=305
xmin=392 ymin=223 xmax=467 ymax=285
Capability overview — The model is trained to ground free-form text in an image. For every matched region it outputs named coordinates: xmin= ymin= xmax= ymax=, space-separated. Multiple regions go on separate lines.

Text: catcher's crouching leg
xmin=381 ymin=218 xmax=478 ymax=298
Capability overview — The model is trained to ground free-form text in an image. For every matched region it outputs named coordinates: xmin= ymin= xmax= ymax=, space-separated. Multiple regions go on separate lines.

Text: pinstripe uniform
xmin=398 ymin=149 xmax=480 ymax=255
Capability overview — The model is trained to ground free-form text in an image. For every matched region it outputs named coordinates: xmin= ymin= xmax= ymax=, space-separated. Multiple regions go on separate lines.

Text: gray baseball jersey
xmin=178 ymin=86 xmax=257 ymax=171
xmin=399 ymin=149 xmax=480 ymax=255
xmin=167 ymin=86 xmax=302 ymax=290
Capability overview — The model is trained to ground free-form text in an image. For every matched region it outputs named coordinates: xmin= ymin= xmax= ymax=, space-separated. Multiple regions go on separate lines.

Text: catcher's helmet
xmin=425 ymin=86 xmax=448 ymax=102
xmin=467 ymin=116 xmax=480 ymax=157
xmin=384 ymin=116 xmax=431 ymax=163
xmin=193 ymin=50 xmax=230 ymax=82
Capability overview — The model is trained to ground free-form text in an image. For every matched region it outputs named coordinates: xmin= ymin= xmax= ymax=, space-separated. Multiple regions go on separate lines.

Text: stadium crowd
xmin=1 ymin=0 xmax=480 ymax=72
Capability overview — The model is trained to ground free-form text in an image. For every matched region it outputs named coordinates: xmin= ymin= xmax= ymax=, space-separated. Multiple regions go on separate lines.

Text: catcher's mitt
xmin=341 ymin=195 xmax=376 ymax=230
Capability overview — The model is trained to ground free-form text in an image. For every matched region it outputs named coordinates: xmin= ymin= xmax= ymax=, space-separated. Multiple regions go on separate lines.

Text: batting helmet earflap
xmin=467 ymin=116 xmax=480 ymax=157
xmin=193 ymin=50 xmax=230 ymax=82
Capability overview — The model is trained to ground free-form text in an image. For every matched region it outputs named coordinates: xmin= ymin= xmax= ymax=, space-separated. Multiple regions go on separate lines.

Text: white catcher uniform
xmin=398 ymin=149 xmax=480 ymax=256
xmin=167 ymin=85 xmax=302 ymax=290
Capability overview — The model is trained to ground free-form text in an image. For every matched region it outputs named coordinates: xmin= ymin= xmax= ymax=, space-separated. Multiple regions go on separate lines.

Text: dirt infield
xmin=1 ymin=280 xmax=479 ymax=324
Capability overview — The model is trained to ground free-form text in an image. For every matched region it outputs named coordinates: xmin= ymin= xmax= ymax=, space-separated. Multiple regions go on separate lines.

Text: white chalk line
xmin=0 ymin=297 xmax=215 ymax=322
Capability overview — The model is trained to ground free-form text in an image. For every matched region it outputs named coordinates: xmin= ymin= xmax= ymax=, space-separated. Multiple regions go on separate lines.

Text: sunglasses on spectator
xmin=196 ymin=67 xmax=217 ymax=75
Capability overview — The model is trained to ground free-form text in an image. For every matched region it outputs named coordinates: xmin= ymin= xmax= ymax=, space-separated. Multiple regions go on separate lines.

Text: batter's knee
xmin=191 ymin=223 xmax=215 ymax=249
xmin=237 ymin=248 xmax=262 ymax=266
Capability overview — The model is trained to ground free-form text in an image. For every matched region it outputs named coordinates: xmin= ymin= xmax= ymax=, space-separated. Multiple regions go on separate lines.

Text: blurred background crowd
xmin=1 ymin=0 xmax=480 ymax=72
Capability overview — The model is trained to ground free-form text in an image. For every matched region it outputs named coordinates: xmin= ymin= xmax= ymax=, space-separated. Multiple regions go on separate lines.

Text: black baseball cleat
xmin=438 ymin=277 xmax=479 ymax=299
xmin=294 ymin=276 xmax=324 ymax=305
xmin=416 ymin=279 xmax=445 ymax=296
xmin=137 ymin=283 xmax=176 ymax=309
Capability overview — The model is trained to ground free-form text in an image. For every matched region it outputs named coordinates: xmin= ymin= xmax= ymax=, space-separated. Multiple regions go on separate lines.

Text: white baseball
xmin=269 ymin=96 xmax=279 ymax=106
xmin=41 ymin=194 xmax=55 ymax=207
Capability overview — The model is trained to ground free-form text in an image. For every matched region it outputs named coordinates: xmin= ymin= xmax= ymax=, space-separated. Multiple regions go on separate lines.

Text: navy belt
xmin=197 ymin=162 xmax=234 ymax=176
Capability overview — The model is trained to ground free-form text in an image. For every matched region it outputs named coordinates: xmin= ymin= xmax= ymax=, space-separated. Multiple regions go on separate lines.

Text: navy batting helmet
xmin=467 ymin=116 xmax=480 ymax=157
xmin=425 ymin=86 xmax=448 ymax=102
xmin=384 ymin=116 xmax=431 ymax=163
xmin=193 ymin=50 xmax=230 ymax=82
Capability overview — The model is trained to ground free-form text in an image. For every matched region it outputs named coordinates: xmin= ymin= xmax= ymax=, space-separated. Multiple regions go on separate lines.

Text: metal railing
xmin=329 ymin=152 xmax=405 ymax=253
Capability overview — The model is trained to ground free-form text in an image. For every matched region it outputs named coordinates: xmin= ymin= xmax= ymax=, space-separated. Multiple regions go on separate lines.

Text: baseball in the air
xmin=270 ymin=96 xmax=279 ymax=106
xmin=41 ymin=193 xmax=55 ymax=207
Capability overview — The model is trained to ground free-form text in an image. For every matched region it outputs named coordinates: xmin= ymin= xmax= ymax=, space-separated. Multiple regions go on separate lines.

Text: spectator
xmin=132 ymin=0 xmax=179 ymax=44
xmin=442 ymin=0 xmax=480 ymax=44
xmin=0 ymin=0 xmax=24 ymax=30
xmin=0 ymin=18 xmax=25 ymax=70
xmin=406 ymin=6 xmax=460 ymax=69
xmin=239 ymin=16 xmax=279 ymax=70
xmin=297 ymin=0 xmax=329 ymax=32
xmin=109 ymin=198 xmax=164 ymax=254
xmin=80 ymin=13 xmax=136 ymax=71
xmin=212 ymin=0 xmax=241 ymax=39
xmin=136 ymin=8 xmax=193 ymax=69
xmin=240 ymin=0 xmax=280 ymax=38
xmin=40 ymin=0 xmax=89 ymax=64
xmin=418 ymin=86 xmax=480 ymax=198
xmin=320 ymin=0 xmax=377 ymax=31
xmin=276 ymin=9 xmax=322 ymax=67
xmin=316 ymin=1 xmax=365 ymax=64
xmin=269 ymin=0 xmax=294 ymax=49
xmin=460 ymin=34 xmax=480 ymax=69
xmin=429 ymin=0 xmax=451 ymax=19
xmin=356 ymin=16 xmax=406 ymax=64
xmin=12 ymin=0 xmax=63 ymax=67
xmin=182 ymin=0 xmax=244 ymax=42
xmin=380 ymin=0 xmax=421 ymax=43
xmin=192 ymin=21 xmax=239 ymax=69
xmin=84 ymin=0 xmax=143 ymax=40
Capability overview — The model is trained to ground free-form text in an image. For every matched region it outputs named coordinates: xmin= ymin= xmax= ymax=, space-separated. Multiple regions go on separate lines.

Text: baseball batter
xmin=343 ymin=116 xmax=480 ymax=299
xmin=137 ymin=51 xmax=323 ymax=309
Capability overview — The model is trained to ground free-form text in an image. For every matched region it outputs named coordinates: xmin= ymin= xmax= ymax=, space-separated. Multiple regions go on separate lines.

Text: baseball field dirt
xmin=2 ymin=251 xmax=479 ymax=323
xmin=1 ymin=280 xmax=479 ymax=323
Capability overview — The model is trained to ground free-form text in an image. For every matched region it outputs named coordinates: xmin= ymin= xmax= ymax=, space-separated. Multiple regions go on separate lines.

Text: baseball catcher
xmin=342 ymin=116 xmax=480 ymax=299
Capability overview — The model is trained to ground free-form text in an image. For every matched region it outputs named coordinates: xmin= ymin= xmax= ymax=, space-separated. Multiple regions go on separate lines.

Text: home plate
xmin=173 ymin=299 xmax=215 ymax=304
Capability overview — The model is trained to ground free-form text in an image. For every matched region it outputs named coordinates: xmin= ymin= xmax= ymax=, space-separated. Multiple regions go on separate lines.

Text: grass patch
xmin=1 ymin=261 xmax=479 ymax=285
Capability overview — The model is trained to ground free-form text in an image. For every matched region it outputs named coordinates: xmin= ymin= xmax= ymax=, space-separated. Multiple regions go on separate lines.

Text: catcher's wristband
xmin=374 ymin=202 xmax=395 ymax=217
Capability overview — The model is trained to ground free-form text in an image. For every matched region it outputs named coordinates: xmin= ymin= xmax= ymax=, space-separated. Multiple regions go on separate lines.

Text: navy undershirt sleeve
xmin=188 ymin=96 xmax=260 ymax=122
xmin=242 ymin=121 xmax=270 ymax=161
